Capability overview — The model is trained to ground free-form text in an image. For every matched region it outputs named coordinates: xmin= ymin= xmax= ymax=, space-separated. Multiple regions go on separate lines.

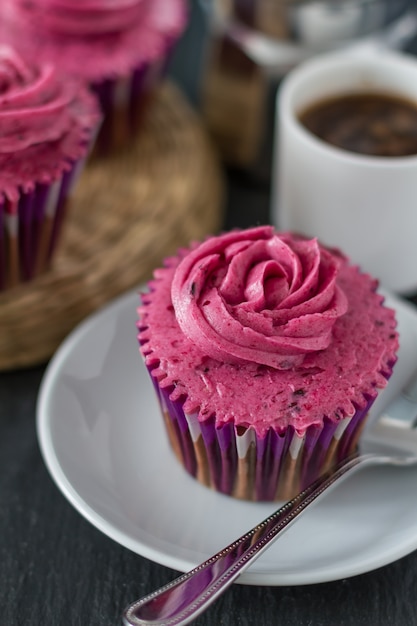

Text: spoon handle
xmin=123 ymin=453 xmax=376 ymax=626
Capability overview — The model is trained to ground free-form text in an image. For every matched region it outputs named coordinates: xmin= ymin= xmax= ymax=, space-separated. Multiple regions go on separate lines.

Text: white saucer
xmin=37 ymin=288 xmax=417 ymax=586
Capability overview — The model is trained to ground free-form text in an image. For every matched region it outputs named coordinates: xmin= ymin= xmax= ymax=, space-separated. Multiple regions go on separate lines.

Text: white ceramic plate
xmin=37 ymin=288 xmax=417 ymax=586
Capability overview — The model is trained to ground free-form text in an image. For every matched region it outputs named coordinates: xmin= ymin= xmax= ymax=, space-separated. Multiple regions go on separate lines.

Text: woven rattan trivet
xmin=0 ymin=82 xmax=224 ymax=371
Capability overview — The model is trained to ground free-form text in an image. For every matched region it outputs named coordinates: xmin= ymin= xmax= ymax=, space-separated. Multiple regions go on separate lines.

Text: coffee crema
xmin=298 ymin=91 xmax=417 ymax=157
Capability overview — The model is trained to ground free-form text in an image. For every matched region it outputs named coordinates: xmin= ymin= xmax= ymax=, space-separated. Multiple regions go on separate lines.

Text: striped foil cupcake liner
xmin=92 ymin=43 xmax=176 ymax=153
xmin=149 ymin=367 xmax=376 ymax=502
xmin=0 ymin=154 xmax=88 ymax=291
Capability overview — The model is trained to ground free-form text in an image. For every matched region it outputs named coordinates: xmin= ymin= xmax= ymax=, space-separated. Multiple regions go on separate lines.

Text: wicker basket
xmin=0 ymin=82 xmax=224 ymax=370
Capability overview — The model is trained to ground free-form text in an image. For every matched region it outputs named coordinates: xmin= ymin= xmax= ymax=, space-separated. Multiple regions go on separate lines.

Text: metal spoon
xmin=123 ymin=369 xmax=417 ymax=626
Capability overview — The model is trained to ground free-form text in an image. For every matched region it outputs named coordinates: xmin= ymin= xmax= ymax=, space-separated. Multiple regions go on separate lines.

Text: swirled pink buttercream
xmin=0 ymin=46 xmax=77 ymax=153
xmin=171 ymin=226 xmax=348 ymax=370
xmin=15 ymin=0 xmax=149 ymax=36
xmin=0 ymin=0 xmax=187 ymax=82
xmin=0 ymin=45 xmax=100 ymax=203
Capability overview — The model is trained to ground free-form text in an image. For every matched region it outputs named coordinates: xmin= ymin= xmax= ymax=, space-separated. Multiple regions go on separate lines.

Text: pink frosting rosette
xmin=171 ymin=226 xmax=348 ymax=370
xmin=0 ymin=45 xmax=99 ymax=202
xmin=2 ymin=0 xmax=187 ymax=81
xmin=0 ymin=46 xmax=76 ymax=155
xmin=17 ymin=0 xmax=150 ymax=36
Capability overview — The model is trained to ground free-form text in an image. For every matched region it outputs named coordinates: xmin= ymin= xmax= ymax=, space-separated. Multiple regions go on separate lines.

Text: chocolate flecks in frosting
xmin=293 ymin=388 xmax=306 ymax=396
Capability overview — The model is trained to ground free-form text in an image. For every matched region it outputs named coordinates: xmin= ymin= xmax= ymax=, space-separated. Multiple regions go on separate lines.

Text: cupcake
xmin=0 ymin=46 xmax=100 ymax=291
xmin=1 ymin=0 xmax=188 ymax=151
xmin=137 ymin=226 xmax=398 ymax=501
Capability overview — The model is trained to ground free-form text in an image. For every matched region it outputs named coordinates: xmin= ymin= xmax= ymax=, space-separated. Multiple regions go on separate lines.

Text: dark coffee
xmin=298 ymin=91 xmax=417 ymax=157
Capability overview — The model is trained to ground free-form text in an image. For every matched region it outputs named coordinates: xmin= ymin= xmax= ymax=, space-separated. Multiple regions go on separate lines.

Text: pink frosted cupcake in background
xmin=1 ymin=0 xmax=188 ymax=152
xmin=138 ymin=226 xmax=399 ymax=502
xmin=0 ymin=46 xmax=100 ymax=291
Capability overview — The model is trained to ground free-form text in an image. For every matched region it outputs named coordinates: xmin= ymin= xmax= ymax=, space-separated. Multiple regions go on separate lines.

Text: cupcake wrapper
xmin=150 ymin=368 xmax=375 ymax=501
xmin=0 ymin=154 xmax=87 ymax=291
xmin=92 ymin=44 xmax=175 ymax=153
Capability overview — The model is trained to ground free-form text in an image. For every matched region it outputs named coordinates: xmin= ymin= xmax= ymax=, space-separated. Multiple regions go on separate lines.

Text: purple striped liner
xmin=0 ymin=152 xmax=89 ymax=291
xmin=92 ymin=42 xmax=176 ymax=154
xmin=147 ymin=363 xmax=391 ymax=502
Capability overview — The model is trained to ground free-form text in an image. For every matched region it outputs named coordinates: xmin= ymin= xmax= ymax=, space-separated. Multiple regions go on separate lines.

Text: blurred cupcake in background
xmin=1 ymin=0 xmax=188 ymax=152
xmin=0 ymin=45 xmax=101 ymax=291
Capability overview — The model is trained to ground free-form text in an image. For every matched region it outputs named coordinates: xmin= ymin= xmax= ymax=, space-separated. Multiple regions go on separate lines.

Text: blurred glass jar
xmin=200 ymin=0 xmax=417 ymax=180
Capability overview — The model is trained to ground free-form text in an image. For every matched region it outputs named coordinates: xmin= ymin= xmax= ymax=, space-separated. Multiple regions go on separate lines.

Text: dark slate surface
xmin=3 ymin=3 xmax=417 ymax=624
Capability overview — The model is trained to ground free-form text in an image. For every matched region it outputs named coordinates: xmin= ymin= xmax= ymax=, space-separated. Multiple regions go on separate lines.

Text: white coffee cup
xmin=272 ymin=49 xmax=417 ymax=294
